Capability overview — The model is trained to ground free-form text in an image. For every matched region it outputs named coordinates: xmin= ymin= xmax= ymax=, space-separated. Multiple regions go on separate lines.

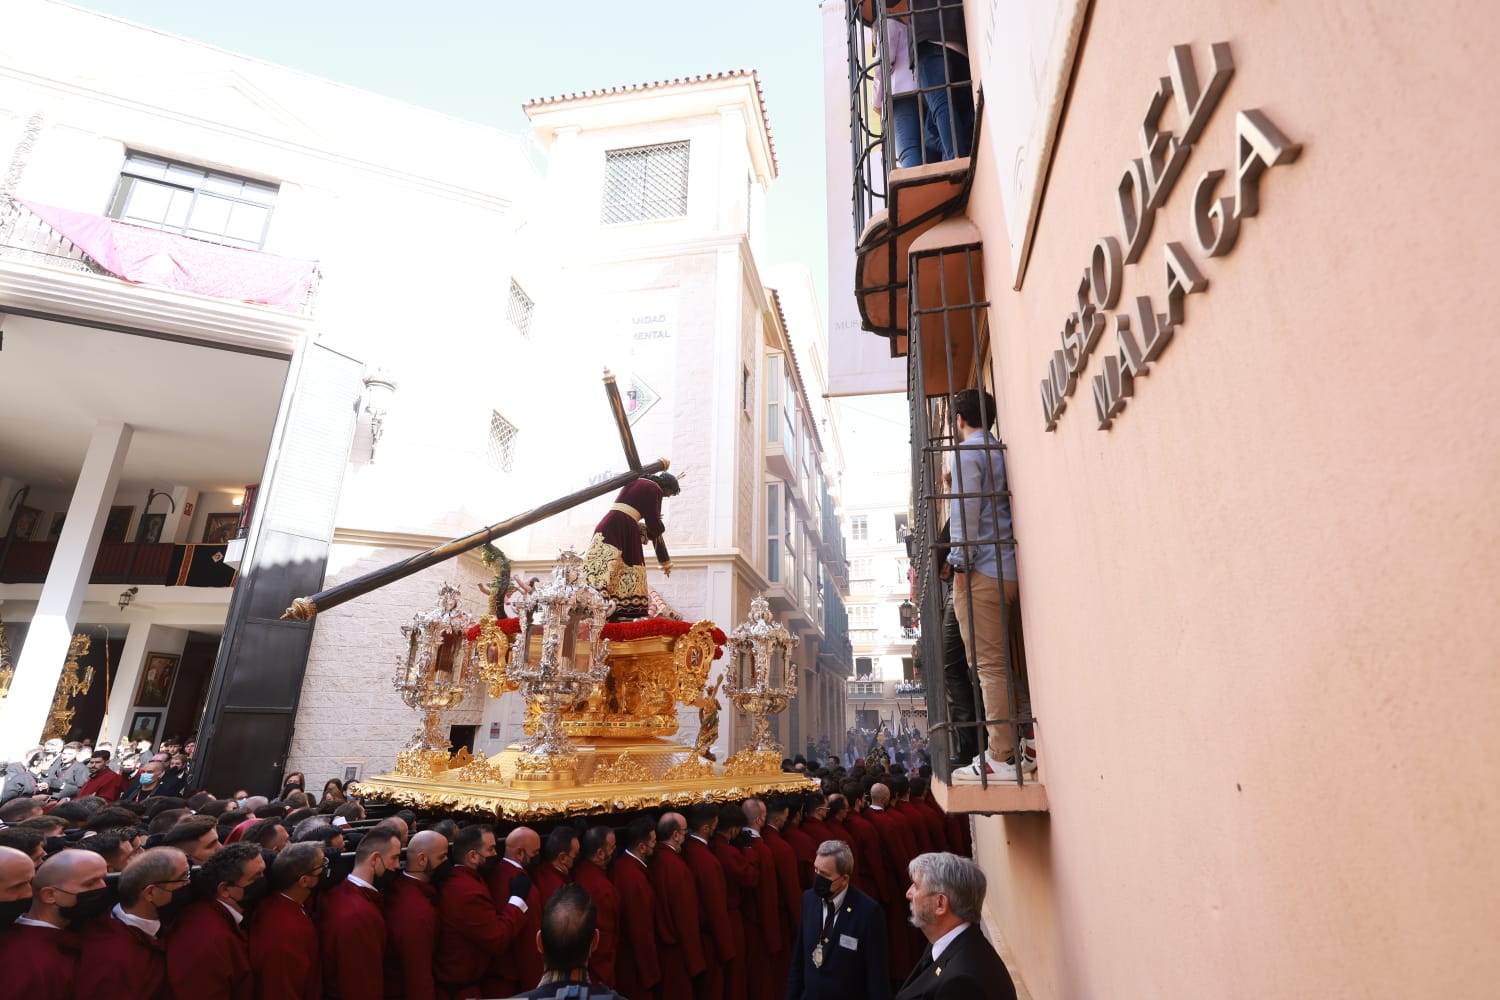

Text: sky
xmin=72 ymin=0 xmax=833 ymax=314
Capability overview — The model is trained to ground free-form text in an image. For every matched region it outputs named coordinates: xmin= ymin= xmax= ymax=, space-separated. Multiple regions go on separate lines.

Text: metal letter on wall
xmin=192 ymin=343 xmax=364 ymax=795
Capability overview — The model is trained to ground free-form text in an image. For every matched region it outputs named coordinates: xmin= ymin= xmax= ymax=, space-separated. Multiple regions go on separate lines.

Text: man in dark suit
xmin=786 ymin=839 xmax=889 ymax=1000
xmin=895 ymin=852 xmax=1016 ymax=1000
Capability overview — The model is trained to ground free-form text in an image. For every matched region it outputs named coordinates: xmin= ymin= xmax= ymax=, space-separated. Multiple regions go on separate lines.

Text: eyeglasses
xmin=148 ymin=874 xmax=192 ymax=888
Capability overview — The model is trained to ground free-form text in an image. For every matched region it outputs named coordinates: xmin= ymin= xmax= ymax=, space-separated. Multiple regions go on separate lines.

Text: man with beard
xmin=383 ymin=829 xmax=448 ymax=1000
xmin=0 ymin=848 xmax=108 ymax=996
xmin=491 ymin=826 xmax=545 ymax=995
xmin=647 ymin=812 xmax=700 ymax=999
xmin=572 ymin=824 xmax=620 ymax=987
xmin=41 ymin=743 xmax=88 ymax=801
xmin=250 ymin=842 xmax=325 ymax=1000
xmin=318 ymin=828 xmax=399 ymax=999
xmin=166 ymin=843 xmax=264 ymax=999
xmin=613 ymin=816 xmax=663 ymax=997
xmin=0 ymin=844 xmax=35 ymax=927
xmin=76 ymin=847 xmax=187 ymax=999
xmin=896 ymin=853 xmax=1015 ymax=1000
xmin=73 ymin=750 xmax=127 ymax=802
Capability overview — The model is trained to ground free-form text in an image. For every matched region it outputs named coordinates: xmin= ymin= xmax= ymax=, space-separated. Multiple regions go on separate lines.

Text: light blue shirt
xmin=947 ymin=428 xmax=1016 ymax=580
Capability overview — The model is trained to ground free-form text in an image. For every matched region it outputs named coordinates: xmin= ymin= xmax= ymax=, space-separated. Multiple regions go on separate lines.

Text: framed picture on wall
xmin=202 ymin=513 xmax=239 ymax=544
xmin=128 ymin=711 xmax=161 ymax=744
xmin=134 ymin=652 xmax=179 ymax=707
xmin=140 ymin=513 xmax=166 ymax=544
xmin=47 ymin=512 xmax=66 ymax=541
xmin=103 ymin=505 xmax=134 ymax=542
xmin=9 ymin=505 xmax=41 ymax=540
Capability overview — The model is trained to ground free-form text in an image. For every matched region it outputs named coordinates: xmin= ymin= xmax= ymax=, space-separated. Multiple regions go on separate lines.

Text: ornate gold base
xmin=354 ymin=738 xmax=817 ymax=821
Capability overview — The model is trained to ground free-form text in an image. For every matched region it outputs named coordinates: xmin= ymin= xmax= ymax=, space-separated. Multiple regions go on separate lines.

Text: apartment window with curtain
xmin=108 ymin=152 xmax=278 ymax=249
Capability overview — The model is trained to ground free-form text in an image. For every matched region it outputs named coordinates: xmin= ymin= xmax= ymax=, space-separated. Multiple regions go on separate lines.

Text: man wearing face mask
xmin=787 ymin=841 xmax=890 ymax=1000
xmin=572 ymin=824 xmax=619 ymax=988
xmin=0 ymin=847 xmax=109 ymax=996
xmin=166 ymin=843 xmax=264 ymax=998
xmin=317 ymin=828 xmax=398 ymax=1000
xmin=249 ymin=842 xmax=326 ymax=1000
xmin=0 ymin=844 xmax=36 ymax=929
xmin=384 ymin=829 xmax=448 ymax=1000
xmin=492 ymin=825 xmax=545 ymax=996
xmin=682 ymin=802 xmax=737 ymax=1000
xmin=436 ymin=824 xmax=529 ymax=1000
xmin=74 ymin=846 xmax=187 ymax=999
xmin=122 ymin=760 xmax=167 ymax=803
xmin=648 ymin=815 xmax=705 ymax=1000
xmin=535 ymin=826 xmax=579 ymax=905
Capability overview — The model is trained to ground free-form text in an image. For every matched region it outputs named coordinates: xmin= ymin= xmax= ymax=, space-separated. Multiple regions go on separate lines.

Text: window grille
xmin=108 ymin=152 xmax=278 ymax=249
xmin=507 ymin=279 xmax=534 ymax=338
xmin=601 ymin=141 xmax=690 ymax=224
xmin=851 ymin=515 xmax=869 ymax=541
xmin=849 ymin=604 xmax=876 ymax=629
xmin=487 ymin=412 xmax=518 ymax=473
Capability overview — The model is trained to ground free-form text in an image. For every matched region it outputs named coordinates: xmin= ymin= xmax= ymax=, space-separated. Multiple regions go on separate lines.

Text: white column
xmin=161 ymin=486 xmax=194 ymax=544
xmin=101 ymin=622 xmax=149 ymax=747
xmin=0 ymin=421 xmax=131 ymax=759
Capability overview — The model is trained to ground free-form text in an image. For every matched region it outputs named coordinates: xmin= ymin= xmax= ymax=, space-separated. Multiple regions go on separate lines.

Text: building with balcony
xmin=506 ymin=76 xmax=852 ymax=761
xmin=827 ymin=0 xmax=1499 ymax=997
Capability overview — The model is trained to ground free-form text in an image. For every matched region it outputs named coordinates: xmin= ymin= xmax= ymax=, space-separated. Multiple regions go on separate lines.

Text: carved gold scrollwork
xmin=722 ymin=748 xmax=783 ymax=778
xmin=591 ymin=751 xmax=652 ymax=785
xmin=453 ymin=751 xmax=507 ymax=785
xmin=662 ymin=756 xmax=715 ymax=781
xmin=672 ymin=620 xmax=718 ymax=704
xmin=472 ymin=616 xmax=517 ymax=698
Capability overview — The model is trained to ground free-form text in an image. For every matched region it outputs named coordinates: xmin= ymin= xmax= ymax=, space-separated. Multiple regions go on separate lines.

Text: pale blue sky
xmin=75 ymin=0 xmax=832 ymax=312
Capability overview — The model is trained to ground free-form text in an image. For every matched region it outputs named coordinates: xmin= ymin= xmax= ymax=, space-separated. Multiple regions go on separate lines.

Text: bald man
xmin=488 ymin=826 xmax=544 ymax=995
xmin=385 ymin=829 xmax=448 ymax=1000
xmin=0 ymin=848 xmax=108 ymax=997
xmin=0 ymin=844 xmax=35 ymax=926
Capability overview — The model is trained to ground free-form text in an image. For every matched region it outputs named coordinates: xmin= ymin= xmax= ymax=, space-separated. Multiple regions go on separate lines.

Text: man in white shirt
xmin=896 ymin=852 xmax=1016 ymax=999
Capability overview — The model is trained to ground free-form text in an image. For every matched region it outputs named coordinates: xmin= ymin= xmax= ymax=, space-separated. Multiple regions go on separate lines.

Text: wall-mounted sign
xmin=1039 ymin=42 xmax=1302 ymax=432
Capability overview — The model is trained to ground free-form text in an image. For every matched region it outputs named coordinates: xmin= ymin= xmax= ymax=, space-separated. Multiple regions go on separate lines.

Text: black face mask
xmin=0 ymin=897 xmax=30 ymax=926
xmin=479 ymin=854 xmax=502 ymax=874
xmin=374 ymin=864 xmax=399 ymax=891
xmin=813 ymin=873 xmax=835 ymax=900
xmin=58 ymin=886 xmax=113 ymax=924
xmin=154 ymin=881 xmax=194 ymax=922
xmin=420 ymin=858 xmax=455 ymax=886
xmin=236 ymin=877 xmax=269 ymax=911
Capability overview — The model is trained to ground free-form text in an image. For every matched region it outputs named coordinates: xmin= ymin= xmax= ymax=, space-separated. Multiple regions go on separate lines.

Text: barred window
xmin=487 ymin=412 xmax=518 ymax=473
xmin=108 ymin=152 xmax=278 ymax=249
xmin=601 ymin=141 xmax=690 ymax=224
xmin=507 ymin=279 xmax=534 ymax=338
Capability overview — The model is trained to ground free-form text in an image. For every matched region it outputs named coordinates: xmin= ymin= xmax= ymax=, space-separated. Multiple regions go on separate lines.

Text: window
xmin=766 ymin=355 xmax=783 ymax=444
xmin=487 ymin=412 xmax=518 ymax=473
xmin=766 ymin=483 xmax=782 ymax=582
xmin=851 ymin=558 xmax=874 ymax=581
xmin=849 ymin=605 xmax=876 ymax=629
xmin=108 ymin=152 xmax=277 ymax=249
xmin=851 ymin=515 xmax=869 ymax=541
xmin=507 ymin=280 xmax=534 ymax=338
xmin=601 ymin=141 xmax=690 ymax=224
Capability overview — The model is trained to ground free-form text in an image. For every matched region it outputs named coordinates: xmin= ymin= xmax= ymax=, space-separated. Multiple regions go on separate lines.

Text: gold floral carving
xmin=590 ymin=751 xmax=652 ymax=785
xmin=722 ymin=748 xmax=784 ymax=778
xmin=471 ymin=616 xmax=516 ymax=698
xmin=453 ymin=751 xmax=507 ymax=785
xmin=394 ymin=748 xmax=450 ymax=779
xmin=449 ymin=747 xmax=475 ymax=770
xmin=662 ymin=756 xmax=715 ymax=781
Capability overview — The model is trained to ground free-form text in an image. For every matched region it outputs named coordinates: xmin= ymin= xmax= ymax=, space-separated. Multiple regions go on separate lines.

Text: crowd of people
xmin=0 ymin=745 xmax=1015 ymax=1000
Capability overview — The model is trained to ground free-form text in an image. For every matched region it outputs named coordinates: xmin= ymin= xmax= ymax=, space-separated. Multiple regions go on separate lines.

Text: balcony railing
xmin=0 ymin=196 xmax=111 ymax=276
xmin=848 ymin=680 xmax=885 ymax=697
xmin=0 ymin=540 xmax=237 ymax=587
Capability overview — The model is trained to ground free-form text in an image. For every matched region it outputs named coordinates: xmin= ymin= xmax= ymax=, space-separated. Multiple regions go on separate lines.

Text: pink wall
xmin=963 ymin=1 xmax=1500 ymax=997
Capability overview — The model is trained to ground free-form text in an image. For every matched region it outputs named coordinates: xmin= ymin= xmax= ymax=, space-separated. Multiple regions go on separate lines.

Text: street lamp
xmin=898 ymin=599 xmax=917 ymax=635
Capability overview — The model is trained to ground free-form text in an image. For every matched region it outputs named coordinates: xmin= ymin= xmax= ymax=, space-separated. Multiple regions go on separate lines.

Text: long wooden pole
xmin=281 ymin=459 xmax=668 ymax=622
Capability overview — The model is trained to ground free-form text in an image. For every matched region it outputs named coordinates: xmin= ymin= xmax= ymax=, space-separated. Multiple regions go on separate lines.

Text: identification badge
xmin=840 ymin=934 xmax=858 ymax=951
xmin=812 ymin=943 xmax=824 ymax=968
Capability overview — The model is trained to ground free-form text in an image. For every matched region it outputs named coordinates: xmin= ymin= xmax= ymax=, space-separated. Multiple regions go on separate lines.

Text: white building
xmin=0 ymin=2 xmax=849 ymax=790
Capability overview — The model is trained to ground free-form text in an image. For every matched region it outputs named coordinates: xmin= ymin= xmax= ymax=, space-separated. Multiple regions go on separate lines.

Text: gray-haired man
xmin=896 ymin=852 xmax=1016 ymax=999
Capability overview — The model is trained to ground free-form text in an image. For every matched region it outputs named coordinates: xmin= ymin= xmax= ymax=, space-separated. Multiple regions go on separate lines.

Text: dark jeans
xmin=916 ymin=42 xmax=974 ymax=161
xmin=891 ymin=94 xmax=942 ymax=169
xmin=942 ymin=583 xmax=983 ymax=762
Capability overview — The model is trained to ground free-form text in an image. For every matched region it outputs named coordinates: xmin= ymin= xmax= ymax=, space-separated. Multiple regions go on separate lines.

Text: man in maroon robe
xmin=249 ymin=842 xmax=323 ymax=1000
xmin=741 ymin=799 xmax=785 ymax=1000
xmin=73 ymin=750 xmax=127 ymax=803
xmin=317 ymin=830 xmax=397 ymax=999
xmin=840 ymin=781 xmax=895 ymax=908
xmin=166 ymin=843 xmax=262 ymax=1000
xmin=781 ymin=795 xmax=819 ymax=890
xmin=711 ymin=803 xmax=761 ymax=1000
xmin=0 ymin=848 xmax=105 ymax=999
xmin=383 ymin=830 xmax=446 ymax=1000
xmin=647 ymin=812 xmax=702 ymax=1000
xmin=573 ymin=824 xmax=620 ymax=987
xmin=436 ymin=825 xmax=529 ymax=1000
xmin=76 ymin=846 xmax=183 ymax=1000
xmin=865 ymin=782 xmax=919 ymax=981
xmin=613 ymin=817 xmax=663 ymax=998
xmin=533 ymin=827 xmax=578 ymax=905
xmin=489 ymin=826 xmax=545 ymax=996
xmin=682 ymin=803 xmax=736 ymax=1000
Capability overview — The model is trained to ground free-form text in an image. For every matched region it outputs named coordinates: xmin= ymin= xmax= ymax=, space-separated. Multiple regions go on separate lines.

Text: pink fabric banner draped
xmin=19 ymin=198 xmax=318 ymax=313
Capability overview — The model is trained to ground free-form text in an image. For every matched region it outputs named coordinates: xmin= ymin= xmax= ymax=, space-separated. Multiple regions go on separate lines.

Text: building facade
xmin=830 ymin=0 xmax=1499 ymax=997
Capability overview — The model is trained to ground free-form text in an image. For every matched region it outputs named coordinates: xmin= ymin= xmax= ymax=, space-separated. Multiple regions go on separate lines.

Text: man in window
xmin=945 ymin=390 xmax=1030 ymax=782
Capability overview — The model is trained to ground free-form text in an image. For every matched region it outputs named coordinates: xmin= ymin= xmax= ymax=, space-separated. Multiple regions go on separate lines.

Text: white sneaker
xmin=950 ymin=753 xmax=1019 ymax=783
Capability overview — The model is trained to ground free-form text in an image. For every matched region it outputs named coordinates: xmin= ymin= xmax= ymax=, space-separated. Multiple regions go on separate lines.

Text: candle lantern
xmin=393 ymin=583 xmax=478 ymax=778
xmin=723 ymin=594 xmax=799 ymax=757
